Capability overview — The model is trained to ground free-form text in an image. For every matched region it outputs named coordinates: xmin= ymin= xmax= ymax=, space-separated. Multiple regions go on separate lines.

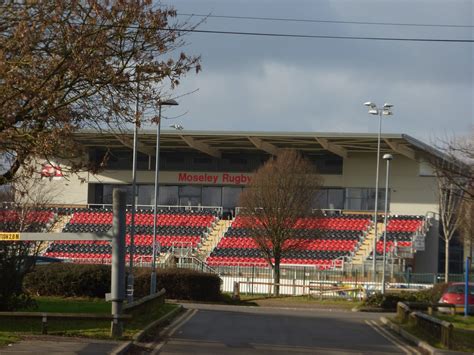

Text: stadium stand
xmin=0 ymin=208 xmax=55 ymax=232
xmin=206 ymin=214 xmax=371 ymax=269
xmin=0 ymin=205 xmax=429 ymax=269
xmin=41 ymin=207 xmax=219 ymax=263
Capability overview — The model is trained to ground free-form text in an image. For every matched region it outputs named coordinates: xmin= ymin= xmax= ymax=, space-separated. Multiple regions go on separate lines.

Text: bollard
xmin=41 ymin=314 xmax=48 ymax=334
xmin=232 ymin=281 xmax=240 ymax=301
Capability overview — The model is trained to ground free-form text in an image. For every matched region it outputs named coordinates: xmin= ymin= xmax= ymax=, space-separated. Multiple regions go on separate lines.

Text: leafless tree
xmin=238 ymin=150 xmax=323 ymax=296
xmin=459 ymin=193 xmax=473 ymax=270
xmin=0 ymin=179 xmax=56 ymax=310
xmin=430 ymin=132 xmax=473 ymax=279
xmin=436 ymin=175 xmax=464 ymax=282
xmin=0 ymin=0 xmax=201 ymax=189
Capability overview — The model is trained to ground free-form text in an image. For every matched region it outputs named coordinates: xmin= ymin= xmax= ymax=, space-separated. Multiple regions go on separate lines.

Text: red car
xmin=439 ymin=282 xmax=474 ymax=314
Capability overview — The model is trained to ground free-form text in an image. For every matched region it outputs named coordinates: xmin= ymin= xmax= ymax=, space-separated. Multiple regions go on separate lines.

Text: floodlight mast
xmin=364 ymin=101 xmax=394 ymax=284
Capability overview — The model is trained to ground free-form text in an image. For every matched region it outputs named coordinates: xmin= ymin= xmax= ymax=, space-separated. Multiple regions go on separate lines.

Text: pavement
xmin=0 ymin=336 xmax=124 ymax=354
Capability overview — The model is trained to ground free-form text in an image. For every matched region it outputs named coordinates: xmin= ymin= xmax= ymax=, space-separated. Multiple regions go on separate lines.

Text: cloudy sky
xmin=162 ymin=0 xmax=473 ymax=144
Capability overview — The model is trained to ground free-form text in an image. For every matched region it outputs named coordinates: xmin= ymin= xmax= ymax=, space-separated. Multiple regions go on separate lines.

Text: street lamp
xmin=150 ymin=99 xmax=179 ymax=295
xmin=381 ymin=153 xmax=393 ymax=294
xmin=364 ymin=101 xmax=393 ymax=282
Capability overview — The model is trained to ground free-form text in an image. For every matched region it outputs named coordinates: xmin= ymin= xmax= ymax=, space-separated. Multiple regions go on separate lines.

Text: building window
xmin=345 ymin=188 xmax=389 ymax=211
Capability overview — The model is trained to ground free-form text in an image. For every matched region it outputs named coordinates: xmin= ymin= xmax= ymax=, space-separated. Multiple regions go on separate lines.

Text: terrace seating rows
xmin=68 ymin=211 xmax=215 ymax=227
xmin=43 ymin=207 xmax=218 ymax=262
xmin=0 ymin=209 xmax=55 ymax=232
xmin=62 ymin=223 xmax=207 ymax=236
xmin=206 ymin=256 xmax=343 ymax=269
xmin=230 ymin=216 xmax=371 ymax=231
xmin=216 ymin=237 xmax=357 ymax=251
xmin=224 ymin=228 xmax=362 ymax=240
xmin=205 ymin=215 xmax=369 ymax=268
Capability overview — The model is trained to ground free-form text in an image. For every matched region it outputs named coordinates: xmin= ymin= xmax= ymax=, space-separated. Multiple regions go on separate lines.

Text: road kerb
xmin=379 ymin=316 xmax=462 ymax=355
xmin=110 ymin=305 xmax=183 ymax=355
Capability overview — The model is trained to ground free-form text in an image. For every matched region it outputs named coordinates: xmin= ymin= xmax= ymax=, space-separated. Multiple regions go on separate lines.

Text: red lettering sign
xmin=177 ymin=172 xmax=252 ymax=185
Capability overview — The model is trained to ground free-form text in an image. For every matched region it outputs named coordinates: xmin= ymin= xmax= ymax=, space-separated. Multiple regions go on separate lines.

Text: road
xmin=154 ymin=304 xmax=422 ymax=355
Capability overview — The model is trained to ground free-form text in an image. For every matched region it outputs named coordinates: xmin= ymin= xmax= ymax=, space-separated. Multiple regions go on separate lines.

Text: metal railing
xmin=87 ymin=203 xmax=223 ymax=215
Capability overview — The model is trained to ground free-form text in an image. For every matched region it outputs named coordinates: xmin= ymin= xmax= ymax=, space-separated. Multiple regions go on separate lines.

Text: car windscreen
xmin=446 ymin=285 xmax=474 ymax=295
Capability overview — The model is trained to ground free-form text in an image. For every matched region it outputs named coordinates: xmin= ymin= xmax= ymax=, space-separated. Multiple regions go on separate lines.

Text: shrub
xmin=364 ymin=292 xmax=423 ymax=310
xmin=134 ymin=268 xmax=222 ymax=301
xmin=24 ymin=264 xmax=222 ymax=301
xmin=363 ymin=284 xmax=450 ymax=310
xmin=24 ymin=263 xmax=111 ymax=298
xmin=416 ymin=283 xmax=449 ymax=303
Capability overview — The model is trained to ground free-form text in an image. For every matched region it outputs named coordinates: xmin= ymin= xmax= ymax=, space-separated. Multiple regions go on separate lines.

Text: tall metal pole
xmin=127 ymin=70 xmax=140 ymax=303
xmin=381 ymin=157 xmax=391 ymax=295
xmin=372 ymin=111 xmax=383 ymax=281
xmin=150 ymin=104 xmax=162 ymax=295
xmin=111 ymin=188 xmax=126 ymax=337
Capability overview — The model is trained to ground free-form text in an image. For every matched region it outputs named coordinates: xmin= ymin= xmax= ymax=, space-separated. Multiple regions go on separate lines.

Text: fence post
xmin=252 ymin=266 xmax=255 ymax=296
xmin=293 ymin=278 xmax=296 ymax=296
xmin=442 ymin=323 xmax=453 ymax=349
xmin=41 ymin=314 xmax=48 ymax=335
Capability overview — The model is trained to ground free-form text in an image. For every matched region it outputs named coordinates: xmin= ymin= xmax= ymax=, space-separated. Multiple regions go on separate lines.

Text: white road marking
xmin=368 ymin=321 xmax=421 ymax=355
xmin=365 ymin=320 xmax=420 ymax=355
xmin=151 ymin=308 xmax=198 ymax=355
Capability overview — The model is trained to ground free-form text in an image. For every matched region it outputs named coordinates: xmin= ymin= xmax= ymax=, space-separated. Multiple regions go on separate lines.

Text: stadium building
xmin=31 ymin=129 xmax=451 ymax=275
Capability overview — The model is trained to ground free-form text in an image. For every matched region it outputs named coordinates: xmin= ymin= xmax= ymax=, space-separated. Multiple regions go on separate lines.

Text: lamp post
xmin=128 ymin=71 xmax=141 ymax=303
xmin=381 ymin=153 xmax=393 ymax=294
xmin=150 ymin=99 xmax=179 ymax=295
xmin=364 ymin=101 xmax=393 ymax=282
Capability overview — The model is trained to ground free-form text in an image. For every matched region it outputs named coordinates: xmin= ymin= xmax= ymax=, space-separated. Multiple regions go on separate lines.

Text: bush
xmin=363 ymin=284 xmax=449 ymax=310
xmin=24 ymin=264 xmax=222 ymax=301
xmin=134 ymin=268 xmax=222 ymax=301
xmin=416 ymin=283 xmax=449 ymax=303
xmin=24 ymin=263 xmax=111 ymax=298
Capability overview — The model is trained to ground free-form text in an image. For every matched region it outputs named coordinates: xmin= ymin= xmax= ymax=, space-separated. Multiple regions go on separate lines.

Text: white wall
xmin=47 ymin=152 xmax=439 ymax=216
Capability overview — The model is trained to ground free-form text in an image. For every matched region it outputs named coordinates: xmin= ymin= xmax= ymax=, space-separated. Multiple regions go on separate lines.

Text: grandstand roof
xmin=74 ymin=130 xmax=442 ymax=160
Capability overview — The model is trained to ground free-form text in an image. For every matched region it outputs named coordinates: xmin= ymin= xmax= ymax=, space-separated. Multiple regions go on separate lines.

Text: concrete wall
xmin=342 ymin=153 xmax=438 ymax=216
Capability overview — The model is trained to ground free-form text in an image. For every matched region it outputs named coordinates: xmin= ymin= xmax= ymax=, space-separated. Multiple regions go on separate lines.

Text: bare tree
xmin=0 ymin=0 xmax=201 ymax=188
xmin=431 ymin=132 xmax=473 ymax=201
xmin=238 ymin=150 xmax=323 ymax=296
xmin=436 ymin=175 xmax=464 ymax=282
xmin=459 ymin=193 xmax=473 ymax=270
xmin=0 ymin=179 xmax=56 ymax=310
xmin=430 ymin=132 xmax=473 ymax=279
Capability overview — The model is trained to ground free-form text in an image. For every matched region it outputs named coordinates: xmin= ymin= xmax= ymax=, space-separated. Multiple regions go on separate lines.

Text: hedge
xmin=24 ymin=264 xmax=222 ymax=301
xmin=24 ymin=264 xmax=111 ymax=298
xmin=363 ymin=283 xmax=450 ymax=310
xmin=133 ymin=268 xmax=222 ymax=301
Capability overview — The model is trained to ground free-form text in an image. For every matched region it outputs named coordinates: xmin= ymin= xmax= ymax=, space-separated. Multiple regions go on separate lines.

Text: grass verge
xmin=0 ymin=297 xmax=179 ymax=341
xmin=391 ymin=315 xmax=474 ymax=353
xmin=0 ymin=332 xmax=20 ymax=347
xmin=220 ymin=293 xmax=362 ymax=309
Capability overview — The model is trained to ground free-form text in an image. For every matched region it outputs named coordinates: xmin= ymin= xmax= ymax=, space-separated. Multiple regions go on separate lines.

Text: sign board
xmin=0 ymin=232 xmax=20 ymax=241
xmin=413 ymin=235 xmax=425 ymax=251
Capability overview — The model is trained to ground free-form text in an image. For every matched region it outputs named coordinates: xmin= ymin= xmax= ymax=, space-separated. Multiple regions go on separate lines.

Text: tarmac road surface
xmin=153 ymin=304 xmax=422 ymax=355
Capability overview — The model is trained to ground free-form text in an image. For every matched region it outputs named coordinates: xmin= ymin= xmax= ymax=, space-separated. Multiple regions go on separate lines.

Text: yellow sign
xmin=0 ymin=232 xmax=20 ymax=241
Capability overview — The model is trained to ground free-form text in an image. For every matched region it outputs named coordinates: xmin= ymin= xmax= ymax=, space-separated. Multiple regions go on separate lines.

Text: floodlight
xmin=383 ymin=103 xmax=393 ymax=108
xmin=364 ymin=101 xmax=375 ymax=108
xmin=383 ymin=154 xmax=393 ymax=160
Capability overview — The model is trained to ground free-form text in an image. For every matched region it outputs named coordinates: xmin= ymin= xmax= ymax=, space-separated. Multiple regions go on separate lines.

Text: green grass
xmin=220 ymin=293 xmax=362 ymax=309
xmin=392 ymin=314 xmax=474 ymax=353
xmin=0 ymin=297 xmax=179 ymax=341
xmin=435 ymin=314 xmax=474 ymax=330
xmin=0 ymin=332 xmax=20 ymax=346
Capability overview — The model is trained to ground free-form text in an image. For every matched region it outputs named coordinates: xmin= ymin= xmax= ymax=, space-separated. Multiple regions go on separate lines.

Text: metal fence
xmin=176 ymin=262 xmax=473 ymax=297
